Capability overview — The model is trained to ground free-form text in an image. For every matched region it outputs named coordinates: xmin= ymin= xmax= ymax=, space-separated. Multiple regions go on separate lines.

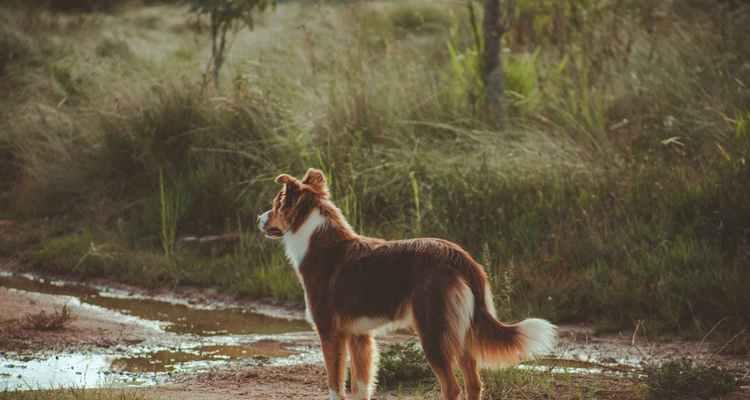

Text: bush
xmin=22 ymin=305 xmax=75 ymax=331
xmin=388 ymin=3 xmax=452 ymax=36
xmin=645 ymin=359 xmax=738 ymax=400
xmin=377 ymin=341 xmax=434 ymax=389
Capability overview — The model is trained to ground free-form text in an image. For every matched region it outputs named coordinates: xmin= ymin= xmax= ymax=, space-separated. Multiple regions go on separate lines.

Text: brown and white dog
xmin=257 ymin=169 xmax=557 ymax=400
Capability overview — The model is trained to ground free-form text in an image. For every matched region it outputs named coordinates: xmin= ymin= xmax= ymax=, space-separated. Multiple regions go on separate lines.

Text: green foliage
xmin=30 ymin=232 xmax=94 ymax=273
xmin=446 ymin=14 xmax=483 ymax=113
xmin=645 ymin=359 xmax=738 ymax=400
xmin=159 ymin=169 xmax=186 ymax=258
xmin=377 ymin=341 xmax=434 ymax=389
xmin=504 ymin=51 xmax=541 ymax=114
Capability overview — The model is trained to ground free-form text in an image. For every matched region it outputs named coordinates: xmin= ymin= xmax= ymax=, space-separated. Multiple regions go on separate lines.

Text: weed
xmin=377 ymin=341 xmax=434 ymax=389
xmin=22 ymin=304 xmax=75 ymax=331
xmin=481 ymin=368 xmax=554 ymax=399
xmin=30 ymin=232 xmax=93 ymax=273
xmin=158 ymin=169 xmax=185 ymax=258
xmin=645 ymin=359 xmax=738 ymax=400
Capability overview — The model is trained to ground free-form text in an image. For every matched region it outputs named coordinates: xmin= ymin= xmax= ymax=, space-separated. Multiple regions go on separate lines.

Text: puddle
xmin=0 ymin=273 xmax=309 ymax=336
xmin=0 ymin=272 xmax=312 ymax=391
xmin=111 ymin=342 xmax=295 ymax=373
xmin=0 ymin=352 xmax=156 ymax=391
xmin=519 ymin=357 xmax=640 ymax=376
xmin=87 ymin=296 xmax=309 ymax=336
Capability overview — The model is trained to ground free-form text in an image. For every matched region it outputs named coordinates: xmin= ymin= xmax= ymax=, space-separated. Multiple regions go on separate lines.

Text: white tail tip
xmin=517 ymin=318 xmax=557 ymax=358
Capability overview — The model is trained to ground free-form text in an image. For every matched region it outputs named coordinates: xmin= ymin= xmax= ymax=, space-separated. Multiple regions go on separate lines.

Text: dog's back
xmin=259 ymin=169 xmax=556 ymax=400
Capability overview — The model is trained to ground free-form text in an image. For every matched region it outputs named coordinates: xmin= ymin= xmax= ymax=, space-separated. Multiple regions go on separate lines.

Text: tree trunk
xmin=482 ymin=0 xmax=505 ymax=126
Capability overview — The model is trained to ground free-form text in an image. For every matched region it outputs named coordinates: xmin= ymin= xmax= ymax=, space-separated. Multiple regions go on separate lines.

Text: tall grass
xmin=0 ymin=0 xmax=749 ymax=347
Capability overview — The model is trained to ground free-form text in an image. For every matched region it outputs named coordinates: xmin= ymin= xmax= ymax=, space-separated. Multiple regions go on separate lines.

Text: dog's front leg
xmin=348 ymin=334 xmax=377 ymax=400
xmin=320 ymin=332 xmax=347 ymax=399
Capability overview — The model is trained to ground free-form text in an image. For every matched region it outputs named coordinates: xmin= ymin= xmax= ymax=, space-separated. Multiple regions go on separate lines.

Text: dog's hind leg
xmin=413 ymin=313 xmax=461 ymax=400
xmin=348 ymin=334 xmax=378 ymax=400
xmin=459 ymin=351 xmax=482 ymax=400
xmin=413 ymin=275 xmax=474 ymax=400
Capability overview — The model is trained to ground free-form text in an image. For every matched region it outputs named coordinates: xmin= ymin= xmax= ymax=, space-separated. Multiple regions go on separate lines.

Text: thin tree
xmin=186 ymin=0 xmax=273 ymax=89
xmin=482 ymin=0 xmax=505 ymax=125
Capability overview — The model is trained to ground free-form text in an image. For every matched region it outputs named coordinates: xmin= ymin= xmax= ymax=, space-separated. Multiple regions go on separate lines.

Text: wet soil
xmin=1 ymin=268 xmax=749 ymax=398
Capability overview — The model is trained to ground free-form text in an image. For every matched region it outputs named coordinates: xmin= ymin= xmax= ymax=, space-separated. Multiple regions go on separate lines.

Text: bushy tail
xmin=443 ymin=244 xmax=557 ymax=367
xmin=469 ymin=309 xmax=557 ymax=368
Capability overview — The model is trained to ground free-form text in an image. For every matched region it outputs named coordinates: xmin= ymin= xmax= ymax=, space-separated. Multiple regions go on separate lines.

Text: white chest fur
xmin=282 ymin=208 xmax=326 ymax=269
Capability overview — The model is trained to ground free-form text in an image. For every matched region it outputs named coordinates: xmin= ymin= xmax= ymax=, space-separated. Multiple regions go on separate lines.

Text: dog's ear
xmin=275 ymin=174 xmax=301 ymax=190
xmin=275 ymin=174 xmax=302 ymax=204
xmin=302 ymin=168 xmax=329 ymax=196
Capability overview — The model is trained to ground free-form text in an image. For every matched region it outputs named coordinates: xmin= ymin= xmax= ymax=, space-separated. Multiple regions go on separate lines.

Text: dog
xmin=257 ymin=168 xmax=557 ymax=400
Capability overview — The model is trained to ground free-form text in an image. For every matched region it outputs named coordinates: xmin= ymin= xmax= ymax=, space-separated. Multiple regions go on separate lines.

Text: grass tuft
xmin=645 ymin=359 xmax=738 ymax=400
xmin=377 ymin=341 xmax=434 ymax=389
xmin=0 ymin=389 xmax=149 ymax=400
xmin=22 ymin=304 xmax=75 ymax=331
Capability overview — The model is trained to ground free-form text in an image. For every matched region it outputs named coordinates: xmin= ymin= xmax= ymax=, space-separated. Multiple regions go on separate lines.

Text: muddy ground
xmin=1 ymin=266 xmax=748 ymax=399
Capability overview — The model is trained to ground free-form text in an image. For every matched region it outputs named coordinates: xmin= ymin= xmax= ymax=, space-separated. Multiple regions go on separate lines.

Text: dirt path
xmin=0 ymin=285 xmax=160 ymax=351
xmin=1 ymin=264 xmax=748 ymax=399
xmin=137 ymin=365 xmax=330 ymax=400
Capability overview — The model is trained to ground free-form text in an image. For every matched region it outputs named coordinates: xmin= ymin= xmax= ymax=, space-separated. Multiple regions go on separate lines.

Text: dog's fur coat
xmin=258 ymin=169 xmax=557 ymax=400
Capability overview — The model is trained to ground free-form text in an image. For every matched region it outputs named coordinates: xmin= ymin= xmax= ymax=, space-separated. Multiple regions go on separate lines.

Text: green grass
xmin=0 ymin=0 xmax=749 ymax=349
xmin=377 ymin=341 xmax=434 ymax=390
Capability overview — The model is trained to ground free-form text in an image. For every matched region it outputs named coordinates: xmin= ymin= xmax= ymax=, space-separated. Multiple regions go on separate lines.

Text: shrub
xmin=645 ymin=359 xmax=738 ymax=400
xmin=22 ymin=305 xmax=75 ymax=331
xmin=377 ymin=341 xmax=434 ymax=389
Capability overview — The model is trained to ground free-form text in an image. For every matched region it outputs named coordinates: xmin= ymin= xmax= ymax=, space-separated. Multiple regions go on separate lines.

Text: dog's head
xmin=257 ymin=168 xmax=329 ymax=239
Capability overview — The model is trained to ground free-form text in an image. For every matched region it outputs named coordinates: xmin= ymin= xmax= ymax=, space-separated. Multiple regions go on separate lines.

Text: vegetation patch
xmin=0 ymin=0 xmax=748 ymax=350
xmin=21 ymin=304 xmax=75 ymax=331
xmin=645 ymin=359 xmax=738 ymax=400
xmin=377 ymin=341 xmax=434 ymax=389
xmin=0 ymin=389 xmax=149 ymax=400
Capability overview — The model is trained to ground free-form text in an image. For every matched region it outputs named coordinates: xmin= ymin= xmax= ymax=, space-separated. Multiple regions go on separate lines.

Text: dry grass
xmin=0 ymin=0 xmax=748 ymax=349
xmin=21 ymin=304 xmax=76 ymax=331
xmin=0 ymin=389 xmax=149 ymax=400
